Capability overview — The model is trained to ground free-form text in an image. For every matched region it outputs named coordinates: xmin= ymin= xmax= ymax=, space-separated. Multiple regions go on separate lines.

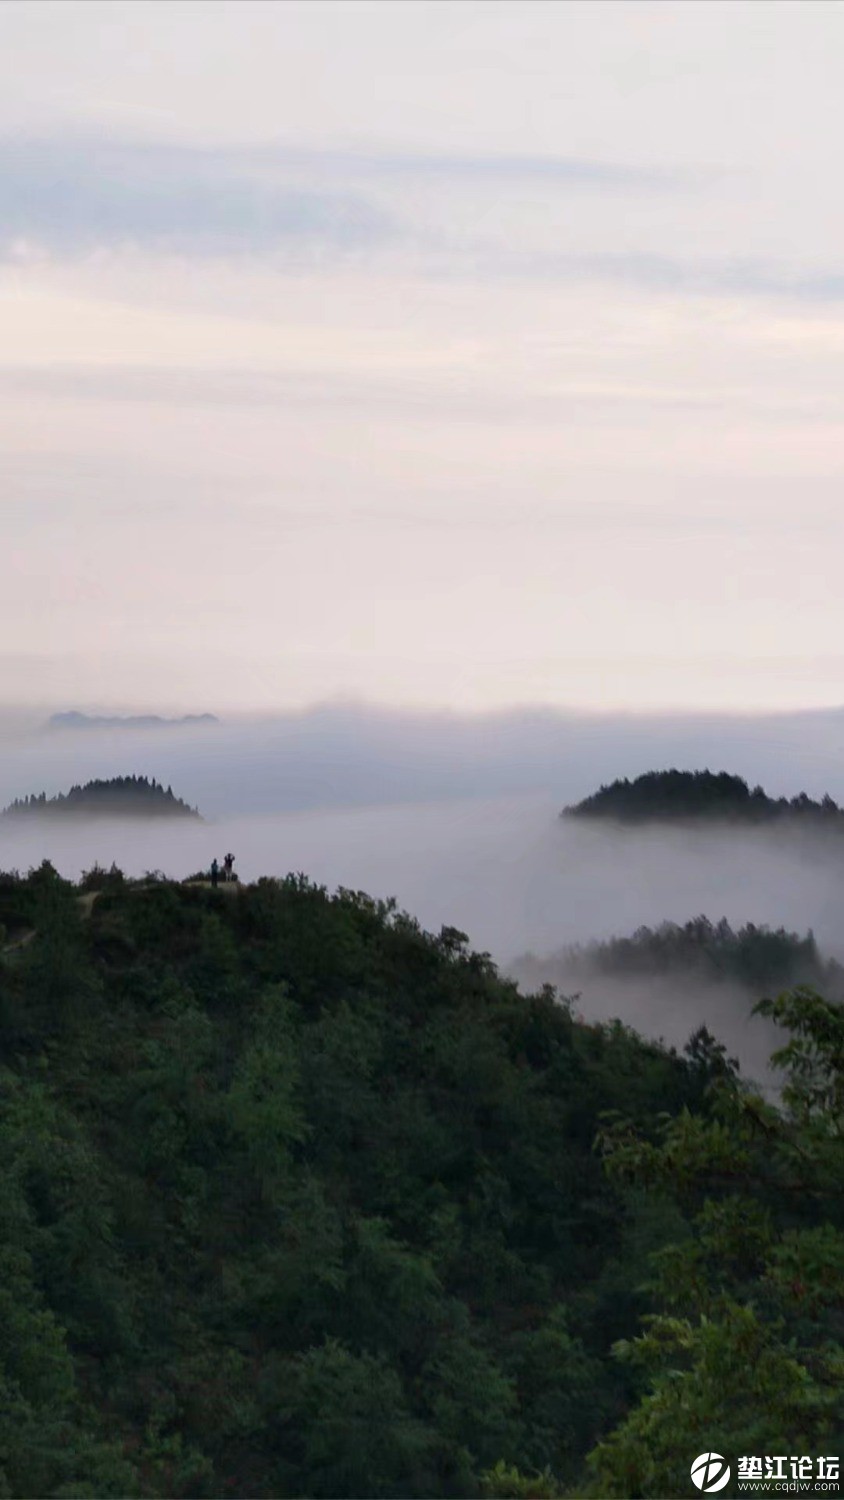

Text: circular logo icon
xmin=691 ymin=1453 xmax=731 ymax=1493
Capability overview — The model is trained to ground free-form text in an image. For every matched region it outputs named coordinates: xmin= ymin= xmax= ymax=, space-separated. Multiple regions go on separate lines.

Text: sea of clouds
xmin=3 ymin=700 xmax=843 ymax=1081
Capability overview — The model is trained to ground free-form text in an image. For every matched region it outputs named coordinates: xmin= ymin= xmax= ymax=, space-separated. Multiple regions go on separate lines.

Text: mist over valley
xmin=4 ymin=701 xmax=844 ymax=1083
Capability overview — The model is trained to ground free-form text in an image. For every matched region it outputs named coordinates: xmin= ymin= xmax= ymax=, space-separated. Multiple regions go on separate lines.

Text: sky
xmin=4 ymin=0 xmax=844 ymax=713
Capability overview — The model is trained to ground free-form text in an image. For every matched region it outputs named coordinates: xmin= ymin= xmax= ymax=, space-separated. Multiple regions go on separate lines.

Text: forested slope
xmin=0 ymin=864 xmax=715 ymax=1497
xmin=0 ymin=865 xmax=841 ymax=1498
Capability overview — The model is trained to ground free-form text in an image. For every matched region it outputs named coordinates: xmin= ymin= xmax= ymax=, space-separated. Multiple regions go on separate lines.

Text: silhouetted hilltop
xmin=46 ymin=711 xmax=219 ymax=731
xmin=2 ymin=775 xmax=202 ymax=820
xmin=564 ymin=768 xmax=844 ymax=826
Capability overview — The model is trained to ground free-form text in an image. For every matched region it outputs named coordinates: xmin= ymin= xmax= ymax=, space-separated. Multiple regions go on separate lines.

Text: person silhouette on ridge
xmin=210 ymin=857 xmax=219 ymax=888
xmin=223 ymin=852 xmax=235 ymax=882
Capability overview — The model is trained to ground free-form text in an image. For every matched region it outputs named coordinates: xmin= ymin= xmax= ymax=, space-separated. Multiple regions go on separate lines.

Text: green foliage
xmin=227 ymin=986 xmax=308 ymax=1197
xmin=755 ymin=985 xmax=844 ymax=1128
xmin=268 ymin=1338 xmax=435 ymax=1497
xmin=586 ymin=988 xmax=844 ymax=1498
xmin=0 ymin=1074 xmax=140 ymax=1497
xmin=479 ymin=1459 xmax=564 ymax=1497
xmin=0 ymin=867 xmax=720 ymax=1496
xmin=7 ymin=868 xmax=840 ymax=1497
xmin=78 ymin=863 xmax=127 ymax=894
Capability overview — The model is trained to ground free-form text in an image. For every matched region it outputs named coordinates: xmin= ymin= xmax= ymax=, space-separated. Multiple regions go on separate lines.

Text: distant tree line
xmin=564 ymin=769 xmax=844 ymax=826
xmin=559 ymin=915 xmax=842 ymax=996
xmin=2 ymin=775 xmax=201 ymax=820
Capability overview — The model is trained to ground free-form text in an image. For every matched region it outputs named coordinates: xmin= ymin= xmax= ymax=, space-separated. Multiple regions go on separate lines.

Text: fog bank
xmin=3 ymin=791 xmax=842 ymax=951
xmin=4 ymin=700 xmax=844 ymax=819
xmin=2 ymin=700 xmax=843 ymax=1077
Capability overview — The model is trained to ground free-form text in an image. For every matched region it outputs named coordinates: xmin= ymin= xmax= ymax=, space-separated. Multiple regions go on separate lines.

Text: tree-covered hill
xmin=0 ymin=864 xmax=733 ymax=1497
xmin=2 ymin=775 xmax=201 ymax=820
xmin=564 ymin=768 xmax=844 ymax=826
xmin=0 ymin=867 xmax=841 ymax=1497
xmin=529 ymin=916 xmax=843 ymax=997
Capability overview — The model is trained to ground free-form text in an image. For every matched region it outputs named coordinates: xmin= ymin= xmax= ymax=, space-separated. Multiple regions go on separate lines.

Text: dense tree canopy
xmin=0 ymin=865 xmax=840 ymax=1496
xmin=0 ymin=865 xmax=726 ymax=1497
xmin=587 ymin=987 xmax=844 ymax=1498
xmin=564 ymin=770 xmax=844 ymax=827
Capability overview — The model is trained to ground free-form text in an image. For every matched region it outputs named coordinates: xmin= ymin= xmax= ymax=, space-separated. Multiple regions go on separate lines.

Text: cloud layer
xmin=3 ymin=701 xmax=844 ymax=1081
xmin=3 ymin=2 xmax=844 ymax=713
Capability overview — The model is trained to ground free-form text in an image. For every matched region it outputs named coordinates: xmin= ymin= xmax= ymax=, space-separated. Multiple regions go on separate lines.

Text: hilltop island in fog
xmin=2 ymin=775 xmax=202 ymax=821
xmin=565 ymin=767 xmax=844 ymax=828
xmin=46 ymin=711 xmax=219 ymax=731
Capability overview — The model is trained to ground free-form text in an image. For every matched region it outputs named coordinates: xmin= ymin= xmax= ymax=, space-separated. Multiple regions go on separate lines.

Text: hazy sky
xmin=4 ymin=0 xmax=844 ymax=713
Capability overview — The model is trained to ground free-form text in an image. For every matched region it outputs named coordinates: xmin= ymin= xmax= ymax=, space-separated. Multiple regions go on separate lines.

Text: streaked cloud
xmin=0 ymin=137 xmax=393 ymax=255
xmin=0 ymin=134 xmax=681 ymax=259
xmin=3 ymin=135 xmax=842 ymax=309
xmin=476 ymin=249 xmax=844 ymax=303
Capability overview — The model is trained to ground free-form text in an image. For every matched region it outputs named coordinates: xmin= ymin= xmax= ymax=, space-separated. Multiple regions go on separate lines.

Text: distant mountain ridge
xmin=2 ymin=775 xmax=202 ymax=821
xmin=46 ymin=712 xmax=219 ymax=731
xmin=564 ymin=768 xmax=844 ymax=827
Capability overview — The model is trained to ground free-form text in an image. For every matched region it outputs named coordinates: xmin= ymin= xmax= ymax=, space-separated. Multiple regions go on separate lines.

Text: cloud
xmin=0 ymin=133 xmax=684 ymax=260
xmin=455 ymin=246 xmax=844 ymax=304
xmin=5 ymin=699 xmax=844 ymax=818
xmin=279 ymin=144 xmax=684 ymax=189
xmin=1 ymin=701 xmax=844 ymax=1080
xmin=4 ymin=134 xmax=841 ymax=307
xmin=0 ymin=137 xmax=392 ymax=256
xmin=0 ymin=360 xmax=733 ymax=422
